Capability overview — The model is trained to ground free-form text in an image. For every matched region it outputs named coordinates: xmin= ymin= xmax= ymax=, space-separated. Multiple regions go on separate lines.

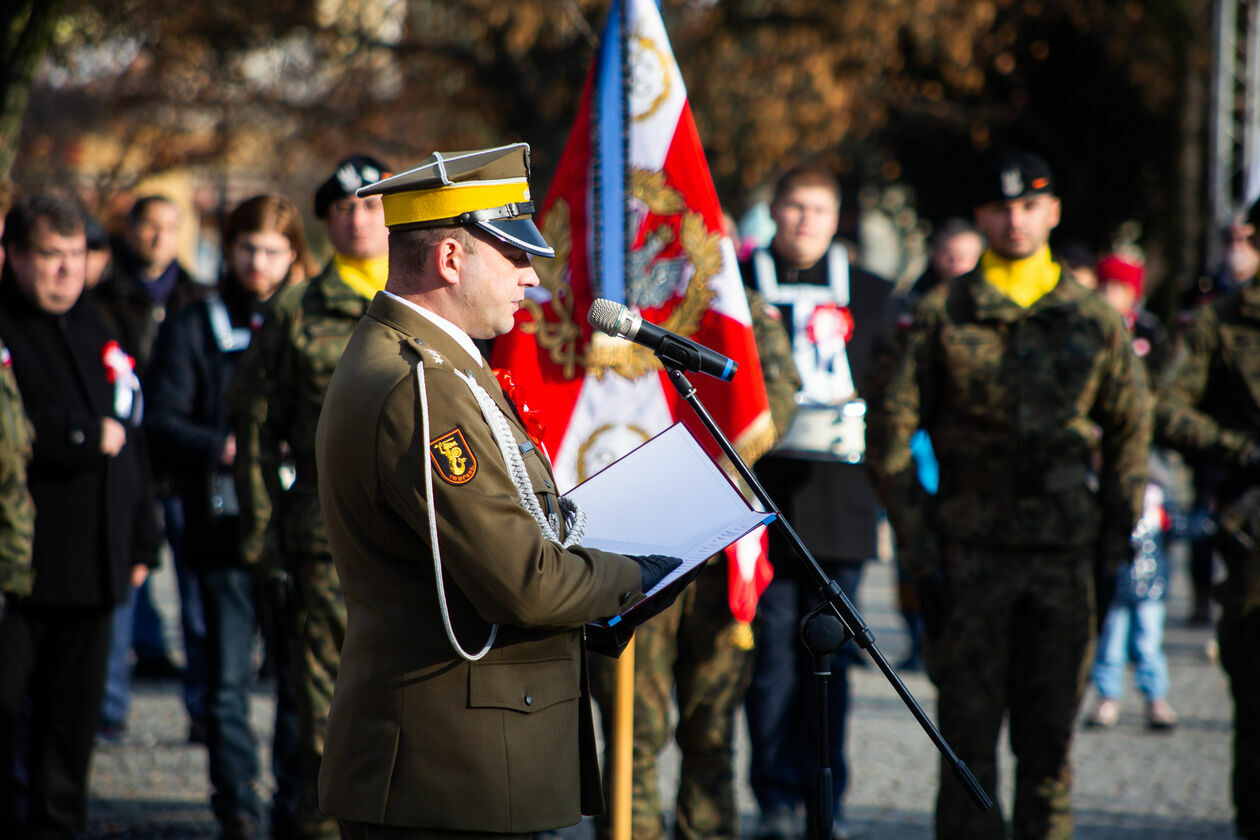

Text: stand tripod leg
xmin=802 ymin=608 xmax=851 ymax=840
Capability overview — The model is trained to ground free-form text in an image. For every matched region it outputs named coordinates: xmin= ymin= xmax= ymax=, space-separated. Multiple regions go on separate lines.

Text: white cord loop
xmin=416 ymin=360 xmax=497 ymax=661
xmin=454 ymin=369 xmax=587 ymax=548
xmin=414 ymin=355 xmax=586 ymax=662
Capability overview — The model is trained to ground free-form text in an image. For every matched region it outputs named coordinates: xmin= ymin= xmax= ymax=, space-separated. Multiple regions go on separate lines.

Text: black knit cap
xmin=975 ymin=152 xmax=1055 ymax=207
xmin=314 ymin=154 xmax=391 ymax=218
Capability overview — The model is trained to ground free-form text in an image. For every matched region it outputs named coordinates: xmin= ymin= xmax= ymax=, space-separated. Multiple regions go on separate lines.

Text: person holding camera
xmin=145 ymin=194 xmax=312 ymax=840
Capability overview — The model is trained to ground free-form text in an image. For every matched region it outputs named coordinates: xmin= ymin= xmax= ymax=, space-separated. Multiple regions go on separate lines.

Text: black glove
xmin=629 ymin=554 xmax=683 ymax=593
xmin=586 ymin=556 xmax=702 ymax=658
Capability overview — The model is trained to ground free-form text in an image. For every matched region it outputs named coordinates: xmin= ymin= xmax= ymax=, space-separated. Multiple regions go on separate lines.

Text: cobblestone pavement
xmin=86 ymin=545 xmax=1238 ymax=839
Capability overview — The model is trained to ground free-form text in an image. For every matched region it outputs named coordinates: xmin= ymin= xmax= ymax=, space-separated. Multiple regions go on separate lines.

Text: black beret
xmin=315 ymin=154 xmax=391 ymax=218
xmin=975 ymin=152 xmax=1055 ymax=207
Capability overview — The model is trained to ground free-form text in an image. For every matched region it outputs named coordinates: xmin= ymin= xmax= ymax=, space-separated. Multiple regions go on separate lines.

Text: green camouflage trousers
xmin=924 ymin=542 xmax=1096 ymax=840
xmin=1219 ymin=603 xmax=1260 ymax=839
xmin=590 ymin=560 xmax=753 ymax=840
xmin=292 ymin=555 xmax=345 ymax=840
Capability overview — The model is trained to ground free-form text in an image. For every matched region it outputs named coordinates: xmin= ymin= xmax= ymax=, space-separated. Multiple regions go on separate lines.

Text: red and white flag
xmin=491 ymin=0 xmax=775 ymax=625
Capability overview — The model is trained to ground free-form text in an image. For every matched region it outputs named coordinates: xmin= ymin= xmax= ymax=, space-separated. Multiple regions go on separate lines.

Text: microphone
xmin=587 ymin=298 xmax=737 ymax=382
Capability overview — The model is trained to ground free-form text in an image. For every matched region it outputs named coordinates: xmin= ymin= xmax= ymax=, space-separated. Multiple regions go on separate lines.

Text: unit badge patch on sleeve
xmin=430 ymin=427 xmax=478 ymax=485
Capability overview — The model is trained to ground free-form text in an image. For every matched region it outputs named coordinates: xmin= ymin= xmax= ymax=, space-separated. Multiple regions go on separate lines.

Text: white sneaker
xmin=1086 ymin=697 xmax=1120 ymax=728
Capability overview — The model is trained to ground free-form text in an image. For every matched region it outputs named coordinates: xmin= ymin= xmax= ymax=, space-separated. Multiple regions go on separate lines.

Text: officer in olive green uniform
xmin=0 ymin=339 xmax=35 ymax=611
xmin=314 ymin=143 xmax=679 ymax=839
xmin=865 ymin=153 xmax=1151 ymax=840
xmin=231 ymin=154 xmax=391 ymax=840
xmin=1155 ymin=278 xmax=1260 ymax=840
xmin=587 ymin=288 xmax=798 ymax=840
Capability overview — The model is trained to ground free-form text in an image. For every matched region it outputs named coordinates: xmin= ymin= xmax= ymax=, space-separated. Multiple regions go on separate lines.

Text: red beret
xmin=1096 ymin=253 xmax=1144 ymax=299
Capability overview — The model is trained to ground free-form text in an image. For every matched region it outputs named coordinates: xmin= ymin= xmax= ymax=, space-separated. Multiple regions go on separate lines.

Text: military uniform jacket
xmin=315 ymin=293 xmax=643 ymax=833
xmin=865 ymin=264 xmax=1151 ymax=575
xmin=1156 ymin=281 xmax=1260 ymax=611
xmin=0 ymin=338 xmax=35 ymax=596
xmin=232 ymin=260 xmax=369 ymax=567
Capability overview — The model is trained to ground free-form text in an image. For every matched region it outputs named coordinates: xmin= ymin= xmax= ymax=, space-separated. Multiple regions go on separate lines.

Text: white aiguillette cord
xmin=414 ymin=356 xmax=586 ymax=662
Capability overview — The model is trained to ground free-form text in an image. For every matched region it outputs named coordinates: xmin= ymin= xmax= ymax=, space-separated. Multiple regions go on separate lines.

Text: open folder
xmin=565 ymin=423 xmax=775 ymax=628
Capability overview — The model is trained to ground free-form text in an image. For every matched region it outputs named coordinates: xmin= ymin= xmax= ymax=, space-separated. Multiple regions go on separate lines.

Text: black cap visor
xmin=477 ymin=217 xmax=555 ymax=259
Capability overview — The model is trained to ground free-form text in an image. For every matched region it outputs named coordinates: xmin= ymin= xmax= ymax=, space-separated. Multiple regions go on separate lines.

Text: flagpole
xmin=610 ymin=1 xmax=635 ymax=838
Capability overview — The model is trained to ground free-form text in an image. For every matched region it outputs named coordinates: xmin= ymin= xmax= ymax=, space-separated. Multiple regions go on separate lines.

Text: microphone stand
xmin=659 ymin=360 xmax=993 ymax=822
xmin=801 ymin=607 xmax=849 ymax=840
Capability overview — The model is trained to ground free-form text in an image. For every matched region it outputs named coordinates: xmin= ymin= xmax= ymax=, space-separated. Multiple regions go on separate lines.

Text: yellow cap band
xmin=382 ymin=179 xmax=531 ymax=228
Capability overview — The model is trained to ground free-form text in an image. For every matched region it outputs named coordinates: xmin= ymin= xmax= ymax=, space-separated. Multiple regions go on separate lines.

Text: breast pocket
xmin=1052 ymin=321 xmax=1107 ymax=407
xmin=940 ymin=325 xmax=1006 ymax=408
xmin=295 ymin=321 xmax=353 ymax=399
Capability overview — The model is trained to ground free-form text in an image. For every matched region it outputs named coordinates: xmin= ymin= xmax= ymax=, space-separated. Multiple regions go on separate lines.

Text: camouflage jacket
xmin=0 ymin=340 xmax=35 ymax=595
xmin=231 ymin=261 xmax=371 ymax=567
xmin=746 ymin=287 xmax=801 ymax=437
xmin=865 ymin=264 xmax=1151 ymax=575
xmin=1155 ymin=280 xmax=1260 ymax=612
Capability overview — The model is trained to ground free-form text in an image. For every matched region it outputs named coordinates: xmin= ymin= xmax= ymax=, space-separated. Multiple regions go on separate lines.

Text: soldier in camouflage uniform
xmin=865 ymin=153 xmax=1150 ymax=840
xmin=588 ymin=288 xmax=798 ymax=840
xmin=231 ymin=155 xmax=390 ymax=840
xmin=0 ymin=186 xmax=33 ymax=612
xmin=0 ymin=338 xmax=34 ymax=613
xmin=1155 ymin=276 xmax=1260 ymax=840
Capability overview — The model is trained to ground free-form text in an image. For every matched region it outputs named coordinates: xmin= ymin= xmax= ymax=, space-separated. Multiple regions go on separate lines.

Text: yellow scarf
xmin=980 ymin=246 xmax=1061 ymax=308
xmin=334 ymin=253 xmax=389 ymax=300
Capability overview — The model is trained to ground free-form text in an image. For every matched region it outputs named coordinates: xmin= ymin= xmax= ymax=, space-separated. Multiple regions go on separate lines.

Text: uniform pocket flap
xmin=468 ymin=656 xmax=578 ymax=713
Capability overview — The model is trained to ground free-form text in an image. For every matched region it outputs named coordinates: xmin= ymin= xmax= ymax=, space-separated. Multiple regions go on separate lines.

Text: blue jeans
xmin=99 ymin=496 xmax=208 ymax=730
xmin=1092 ymin=597 xmax=1170 ymax=701
xmin=166 ymin=495 xmax=209 ymax=728
xmin=745 ymin=561 xmax=863 ymax=830
xmin=201 ymin=567 xmax=263 ymax=827
xmin=100 ymin=586 xmax=138 ymax=728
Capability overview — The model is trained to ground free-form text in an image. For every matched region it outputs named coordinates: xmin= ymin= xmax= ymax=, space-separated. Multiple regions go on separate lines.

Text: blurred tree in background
xmin=0 ymin=0 xmax=1212 ymax=295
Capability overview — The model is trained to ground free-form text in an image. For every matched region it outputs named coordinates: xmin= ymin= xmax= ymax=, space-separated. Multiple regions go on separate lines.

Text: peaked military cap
xmin=315 ymin=154 xmax=391 ymax=218
xmin=356 ymin=142 xmax=555 ymax=258
xmin=976 ymin=152 xmax=1056 ymax=207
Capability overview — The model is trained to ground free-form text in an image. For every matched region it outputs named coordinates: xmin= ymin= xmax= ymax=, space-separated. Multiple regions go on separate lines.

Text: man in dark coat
xmin=94 ymin=193 xmax=210 ymax=740
xmin=0 ymin=191 xmax=161 ymax=838
xmin=96 ymin=194 xmax=208 ymax=375
xmin=739 ymin=164 xmax=897 ymax=840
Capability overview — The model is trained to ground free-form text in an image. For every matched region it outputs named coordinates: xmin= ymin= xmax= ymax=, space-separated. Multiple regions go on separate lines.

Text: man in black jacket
xmin=94 ymin=193 xmax=210 ymax=741
xmin=0 ymin=191 xmax=161 ymax=838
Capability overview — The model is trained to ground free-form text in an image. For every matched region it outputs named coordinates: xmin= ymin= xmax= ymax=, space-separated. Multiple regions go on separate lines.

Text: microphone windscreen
xmin=587 ymin=298 xmax=625 ymax=334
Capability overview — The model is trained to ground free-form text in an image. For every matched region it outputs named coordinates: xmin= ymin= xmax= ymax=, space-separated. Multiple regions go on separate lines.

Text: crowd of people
xmin=0 ymin=144 xmax=1255 ymax=840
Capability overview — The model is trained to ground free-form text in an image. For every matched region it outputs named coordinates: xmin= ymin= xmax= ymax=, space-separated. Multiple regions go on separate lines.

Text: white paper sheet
xmin=564 ymin=423 xmax=773 ymax=605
